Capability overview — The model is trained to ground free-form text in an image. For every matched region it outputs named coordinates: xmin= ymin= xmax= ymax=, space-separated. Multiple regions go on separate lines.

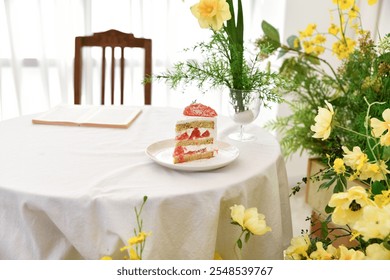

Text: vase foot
xmin=228 ymin=132 xmax=256 ymax=142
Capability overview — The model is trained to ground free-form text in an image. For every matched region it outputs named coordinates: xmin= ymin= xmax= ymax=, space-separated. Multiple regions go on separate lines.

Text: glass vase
xmin=227 ymin=89 xmax=262 ymax=142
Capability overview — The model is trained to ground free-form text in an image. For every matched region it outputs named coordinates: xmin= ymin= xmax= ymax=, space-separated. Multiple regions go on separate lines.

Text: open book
xmin=32 ymin=104 xmax=142 ymax=129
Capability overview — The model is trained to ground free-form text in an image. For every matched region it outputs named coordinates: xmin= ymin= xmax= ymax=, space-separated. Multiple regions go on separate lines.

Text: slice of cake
xmin=173 ymin=103 xmax=218 ymax=164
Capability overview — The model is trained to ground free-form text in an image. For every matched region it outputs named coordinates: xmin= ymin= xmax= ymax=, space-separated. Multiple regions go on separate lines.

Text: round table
xmin=0 ymin=105 xmax=292 ymax=260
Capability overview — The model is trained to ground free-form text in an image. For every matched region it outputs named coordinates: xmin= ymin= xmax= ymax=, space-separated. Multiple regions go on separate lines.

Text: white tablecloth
xmin=0 ymin=106 xmax=292 ymax=260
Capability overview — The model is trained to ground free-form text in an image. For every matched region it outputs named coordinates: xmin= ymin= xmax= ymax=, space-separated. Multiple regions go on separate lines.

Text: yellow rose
xmin=374 ymin=190 xmax=390 ymax=208
xmin=328 ymin=186 xmax=375 ymax=226
xmin=230 ymin=205 xmax=271 ymax=236
xmin=365 ymin=243 xmax=390 ymax=260
xmin=243 ymin=208 xmax=271 ymax=236
xmin=230 ymin=204 xmax=245 ymax=228
xmin=190 ymin=0 xmax=231 ymax=31
xmin=352 ymin=204 xmax=390 ymax=240
xmin=310 ymin=242 xmax=337 ymax=260
xmin=370 ymin=108 xmax=390 ymax=146
xmin=285 ymin=234 xmax=311 ymax=260
xmin=311 ymin=100 xmax=334 ymax=140
xmin=359 ymin=160 xmax=390 ymax=182
xmin=337 ymin=245 xmax=365 ymax=260
xmin=342 ymin=146 xmax=368 ymax=171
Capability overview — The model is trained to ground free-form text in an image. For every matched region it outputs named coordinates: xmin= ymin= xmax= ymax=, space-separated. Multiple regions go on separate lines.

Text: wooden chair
xmin=74 ymin=29 xmax=152 ymax=105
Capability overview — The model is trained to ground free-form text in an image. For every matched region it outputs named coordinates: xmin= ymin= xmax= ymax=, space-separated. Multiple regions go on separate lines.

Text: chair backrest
xmin=74 ymin=29 xmax=152 ymax=105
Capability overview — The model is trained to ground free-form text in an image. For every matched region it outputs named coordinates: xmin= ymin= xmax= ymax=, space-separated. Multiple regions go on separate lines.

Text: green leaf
xmin=245 ymin=231 xmax=251 ymax=243
xmin=237 ymin=239 xmax=242 ymax=249
xmin=277 ymin=48 xmax=288 ymax=59
xmin=383 ymin=146 xmax=390 ymax=161
xmin=304 ymin=54 xmax=320 ymax=65
xmin=287 ymin=35 xmax=300 ymax=50
xmin=261 ymin=20 xmax=280 ymax=45
xmin=236 ymin=0 xmax=244 ymax=45
xmin=371 ymin=181 xmax=386 ymax=195
xmin=319 ymin=176 xmax=336 ymax=190
xmin=325 ymin=205 xmax=335 ymax=214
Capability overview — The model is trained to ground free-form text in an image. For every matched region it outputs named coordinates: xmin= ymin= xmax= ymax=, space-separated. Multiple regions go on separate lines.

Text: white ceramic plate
xmin=145 ymin=139 xmax=239 ymax=171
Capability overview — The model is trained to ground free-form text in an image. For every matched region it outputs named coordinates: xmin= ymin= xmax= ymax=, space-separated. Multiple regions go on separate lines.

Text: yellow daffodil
xmin=285 ymin=234 xmax=311 ymax=260
xmin=370 ymin=108 xmax=390 ymax=146
xmin=333 ymin=158 xmax=346 ymax=174
xmin=190 ymin=0 xmax=231 ymax=31
xmin=230 ymin=205 xmax=271 ymax=236
xmin=328 ymin=186 xmax=375 ymax=226
xmin=352 ymin=205 xmax=390 ymax=240
xmin=311 ymin=100 xmax=334 ymax=140
xmin=365 ymin=243 xmax=390 ymax=260
xmin=100 ymin=256 xmax=113 ymax=260
xmin=337 ymin=245 xmax=365 ymax=260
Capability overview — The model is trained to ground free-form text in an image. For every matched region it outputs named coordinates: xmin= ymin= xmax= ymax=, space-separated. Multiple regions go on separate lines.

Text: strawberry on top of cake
xmin=173 ymin=103 xmax=218 ymax=164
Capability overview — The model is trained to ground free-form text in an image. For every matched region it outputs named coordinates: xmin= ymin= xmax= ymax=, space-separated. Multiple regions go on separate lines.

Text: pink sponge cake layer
xmin=173 ymin=103 xmax=218 ymax=164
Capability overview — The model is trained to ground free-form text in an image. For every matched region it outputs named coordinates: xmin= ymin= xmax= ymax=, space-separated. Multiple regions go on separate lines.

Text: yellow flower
xmin=370 ymin=108 xmax=390 ymax=146
xmin=213 ymin=252 xmax=223 ymax=260
xmin=332 ymin=38 xmax=356 ymax=59
xmin=243 ymin=208 xmax=272 ymax=236
xmin=368 ymin=0 xmax=378 ymax=5
xmin=190 ymin=0 xmax=231 ymax=31
xmin=342 ymin=146 xmax=368 ymax=171
xmin=313 ymin=34 xmax=326 ymax=44
xmin=333 ymin=158 xmax=346 ymax=174
xmin=100 ymin=256 xmax=113 ymax=260
xmin=328 ymin=23 xmax=339 ymax=35
xmin=337 ymin=245 xmax=365 ymax=260
xmin=332 ymin=0 xmax=354 ymax=10
xmin=359 ymin=160 xmax=390 ymax=181
xmin=299 ymin=23 xmax=317 ymax=39
xmin=374 ymin=190 xmax=390 ymax=208
xmin=310 ymin=242 xmax=337 ymax=260
xmin=230 ymin=204 xmax=245 ymax=228
xmin=302 ymin=40 xmax=314 ymax=54
xmin=365 ymin=243 xmax=390 ymax=260
xmin=311 ymin=100 xmax=334 ymax=140
xmin=328 ymin=186 xmax=374 ymax=226
xmin=285 ymin=234 xmax=311 ymax=260
xmin=352 ymin=204 xmax=390 ymax=240
xmin=348 ymin=4 xmax=360 ymax=19
xmin=230 ymin=205 xmax=271 ymax=236
xmin=129 ymin=248 xmax=141 ymax=260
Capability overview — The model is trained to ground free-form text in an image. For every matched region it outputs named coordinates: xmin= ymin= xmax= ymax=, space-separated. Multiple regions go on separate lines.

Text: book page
xmin=82 ymin=106 xmax=142 ymax=128
xmin=32 ymin=105 xmax=98 ymax=125
xmin=32 ymin=105 xmax=142 ymax=128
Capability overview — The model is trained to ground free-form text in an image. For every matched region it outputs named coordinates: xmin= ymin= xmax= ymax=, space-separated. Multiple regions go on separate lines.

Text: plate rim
xmin=145 ymin=139 xmax=239 ymax=171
